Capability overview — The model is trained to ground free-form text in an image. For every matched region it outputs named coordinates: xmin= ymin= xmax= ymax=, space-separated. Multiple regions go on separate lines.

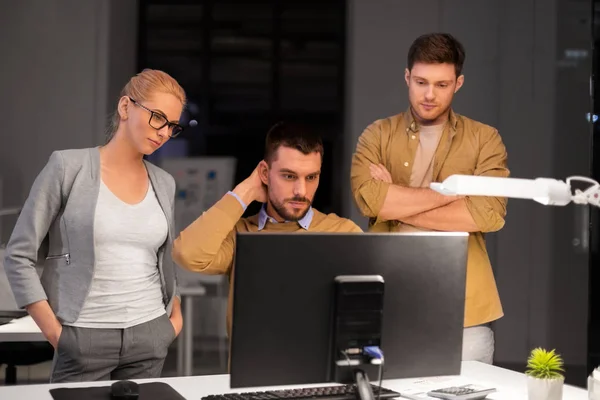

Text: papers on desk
xmin=395 ymin=376 xmax=483 ymax=399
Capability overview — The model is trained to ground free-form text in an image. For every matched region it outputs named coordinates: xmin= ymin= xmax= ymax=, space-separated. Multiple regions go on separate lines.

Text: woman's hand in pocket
xmin=48 ymin=324 xmax=62 ymax=349
xmin=169 ymin=315 xmax=183 ymax=338
xmin=25 ymin=300 xmax=63 ymax=349
xmin=169 ymin=296 xmax=183 ymax=338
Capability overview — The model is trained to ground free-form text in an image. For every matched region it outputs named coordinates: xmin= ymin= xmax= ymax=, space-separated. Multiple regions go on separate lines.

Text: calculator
xmin=427 ymin=384 xmax=496 ymax=399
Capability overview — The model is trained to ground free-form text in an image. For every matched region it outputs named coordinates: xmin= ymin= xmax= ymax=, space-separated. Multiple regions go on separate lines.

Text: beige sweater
xmin=172 ymin=193 xmax=362 ymax=335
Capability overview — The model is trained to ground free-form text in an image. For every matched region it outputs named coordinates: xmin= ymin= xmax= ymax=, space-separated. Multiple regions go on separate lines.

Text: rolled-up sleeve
xmin=464 ymin=128 xmax=510 ymax=233
xmin=350 ymin=121 xmax=391 ymax=219
xmin=172 ymin=193 xmax=243 ymax=275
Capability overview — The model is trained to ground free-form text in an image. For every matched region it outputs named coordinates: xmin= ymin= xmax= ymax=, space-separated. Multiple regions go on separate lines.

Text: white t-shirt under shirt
xmin=410 ymin=123 xmax=444 ymax=188
xmin=66 ymin=180 xmax=168 ymax=329
xmin=396 ymin=122 xmax=444 ymax=232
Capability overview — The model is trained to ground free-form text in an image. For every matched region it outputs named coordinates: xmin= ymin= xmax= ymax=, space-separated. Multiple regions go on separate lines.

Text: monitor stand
xmin=333 ymin=358 xmax=381 ymax=400
xmin=329 ymin=275 xmax=384 ymax=400
xmin=353 ymin=369 xmax=376 ymax=400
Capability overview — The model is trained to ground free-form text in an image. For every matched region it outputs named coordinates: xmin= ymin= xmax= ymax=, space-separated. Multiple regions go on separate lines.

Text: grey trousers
xmin=462 ymin=324 xmax=494 ymax=364
xmin=50 ymin=313 xmax=176 ymax=383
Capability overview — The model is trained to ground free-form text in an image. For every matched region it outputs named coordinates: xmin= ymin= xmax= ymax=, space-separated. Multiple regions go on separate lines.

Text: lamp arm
xmin=430 ymin=175 xmax=600 ymax=208
xmin=568 ymin=176 xmax=600 ymax=207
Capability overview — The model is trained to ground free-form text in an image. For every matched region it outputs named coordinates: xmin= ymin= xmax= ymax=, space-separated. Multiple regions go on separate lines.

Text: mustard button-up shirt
xmin=350 ymin=109 xmax=509 ymax=327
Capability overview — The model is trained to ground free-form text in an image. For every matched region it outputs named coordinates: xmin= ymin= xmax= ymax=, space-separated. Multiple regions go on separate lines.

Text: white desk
xmin=0 ymin=361 xmax=588 ymax=399
xmin=0 ymin=284 xmax=207 ymax=378
xmin=0 ymin=315 xmax=45 ymax=342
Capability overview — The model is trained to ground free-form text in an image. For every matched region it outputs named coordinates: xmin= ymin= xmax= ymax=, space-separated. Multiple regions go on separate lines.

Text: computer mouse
xmin=110 ymin=380 xmax=140 ymax=400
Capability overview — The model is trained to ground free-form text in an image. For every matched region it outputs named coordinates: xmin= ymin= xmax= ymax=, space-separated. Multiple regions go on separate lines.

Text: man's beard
xmin=269 ymin=195 xmax=312 ymax=222
xmin=410 ymin=98 xmax=452 ymax=125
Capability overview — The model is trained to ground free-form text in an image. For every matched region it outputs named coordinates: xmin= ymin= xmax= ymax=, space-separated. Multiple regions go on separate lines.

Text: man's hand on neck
xmin=232 ymin=164 xmax=268 ymax=205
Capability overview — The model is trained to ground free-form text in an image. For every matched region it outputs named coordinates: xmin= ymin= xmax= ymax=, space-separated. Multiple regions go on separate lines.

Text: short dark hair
xmin=264 ymin=122 xmax=324 ymax=164
xmin=407 ymin=33 xmax=466 ymax=77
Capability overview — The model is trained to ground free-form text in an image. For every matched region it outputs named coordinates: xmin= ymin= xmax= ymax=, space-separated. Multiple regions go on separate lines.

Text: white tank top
xmin=67 ymin=180 xmax=168 ymax=328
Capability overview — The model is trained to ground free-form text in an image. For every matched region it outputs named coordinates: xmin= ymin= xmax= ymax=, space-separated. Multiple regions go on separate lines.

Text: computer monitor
xmin=229 ymin=231 xmax=469 ymax=389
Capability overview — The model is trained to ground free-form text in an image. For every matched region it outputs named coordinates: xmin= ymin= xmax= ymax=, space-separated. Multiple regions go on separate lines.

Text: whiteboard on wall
xmin=160 ymin=156 xmax=237 ymax=287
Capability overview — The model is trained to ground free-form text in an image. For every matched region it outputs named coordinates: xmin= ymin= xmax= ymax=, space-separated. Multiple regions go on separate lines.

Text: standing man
xmin=350 ymin=33 xmax=509 ymax=364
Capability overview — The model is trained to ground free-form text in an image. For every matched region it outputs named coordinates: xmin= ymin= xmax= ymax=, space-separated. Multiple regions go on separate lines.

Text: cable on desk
xmin=341 ymin=349 xmax=352 ymax=365
xmin=364 ymin=346 xmax=384 ymax=400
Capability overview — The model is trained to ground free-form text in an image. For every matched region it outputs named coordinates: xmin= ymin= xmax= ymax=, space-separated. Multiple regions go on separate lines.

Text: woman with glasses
xmin=3 ymin=69 xmax=186 ymax=383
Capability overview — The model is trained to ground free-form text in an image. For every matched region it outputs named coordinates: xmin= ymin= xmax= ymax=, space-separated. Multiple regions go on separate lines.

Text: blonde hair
xmin=105 ymin=69 xmax=187 ymax=143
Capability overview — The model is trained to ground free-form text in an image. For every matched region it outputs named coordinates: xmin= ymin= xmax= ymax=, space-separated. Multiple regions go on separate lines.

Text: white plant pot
xmin=527 ymin=376 xmax=564 ymax=400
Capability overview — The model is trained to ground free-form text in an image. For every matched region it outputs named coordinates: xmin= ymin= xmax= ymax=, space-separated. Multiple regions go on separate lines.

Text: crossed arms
xmin=350 ymin=123 xmax=509 ymax=233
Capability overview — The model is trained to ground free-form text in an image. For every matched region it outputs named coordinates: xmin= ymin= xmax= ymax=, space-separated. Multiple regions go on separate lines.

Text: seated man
xmin=172 ymin=122 xmax=362 ymax=335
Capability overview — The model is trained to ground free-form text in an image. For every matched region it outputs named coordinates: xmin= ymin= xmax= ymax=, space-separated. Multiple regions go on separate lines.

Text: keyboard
xmin=201 ymin=384 xmax=400 ymax=400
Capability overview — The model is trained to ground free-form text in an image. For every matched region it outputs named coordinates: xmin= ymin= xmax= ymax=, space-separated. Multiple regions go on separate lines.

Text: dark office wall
xmin=105 ymin=0 xmax=140 ymax=141
xmin=0 ymin=0 xmax=138 ymax=241
xmin=552 ymin=0 xmax=592 ymax=375
xmin=344 ymin=0 xmax=591 ymax=371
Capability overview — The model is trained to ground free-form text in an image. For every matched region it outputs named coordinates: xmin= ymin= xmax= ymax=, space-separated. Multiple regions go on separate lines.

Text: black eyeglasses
xmin=129 ymin=97 xmax=184 ymax=138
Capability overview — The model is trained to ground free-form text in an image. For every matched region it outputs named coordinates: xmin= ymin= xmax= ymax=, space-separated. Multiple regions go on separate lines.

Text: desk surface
xmin=0 ymin=361 xmax=588 ymax=399
xmin=0 ymin=283 xmax=208 ymax=343
xmin=0 ymin=315 xmax=45 ymax=342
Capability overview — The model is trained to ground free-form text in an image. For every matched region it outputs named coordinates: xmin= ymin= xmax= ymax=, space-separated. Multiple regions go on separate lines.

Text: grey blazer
xmin=3 ymin=147 xmax=179 ymax=323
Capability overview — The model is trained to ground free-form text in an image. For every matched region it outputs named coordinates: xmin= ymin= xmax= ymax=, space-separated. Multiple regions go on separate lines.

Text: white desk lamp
xmin=430 ymin=175 xmax=600 ymax=207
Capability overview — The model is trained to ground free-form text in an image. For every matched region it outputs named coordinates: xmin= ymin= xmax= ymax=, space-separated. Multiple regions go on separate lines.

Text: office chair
xmin=0 ymin=341 xmax=54 ymax=385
